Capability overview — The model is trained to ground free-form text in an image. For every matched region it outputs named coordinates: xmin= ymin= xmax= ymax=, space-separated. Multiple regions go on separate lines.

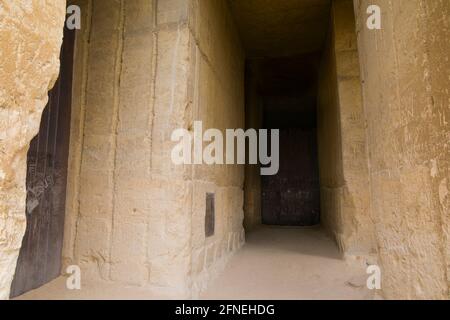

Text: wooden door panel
xmin=262 ymin=128 xmax=320 ymax=226
xmin=10 ymin=28 xmax=75 ymax=298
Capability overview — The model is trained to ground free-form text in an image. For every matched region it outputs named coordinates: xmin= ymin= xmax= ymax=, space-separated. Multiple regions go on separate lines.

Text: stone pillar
xmin=63 ymin=0 xmax=194 ymax=297
xmin=354 ymin=0 xmax=449 ymax=299
xmin=0 ymin=1 xmax=66 ymax=299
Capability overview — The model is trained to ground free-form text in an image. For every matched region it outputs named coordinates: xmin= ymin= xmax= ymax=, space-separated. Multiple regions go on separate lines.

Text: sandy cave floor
xmin=16 ymin=226 xmax=374 ymax=300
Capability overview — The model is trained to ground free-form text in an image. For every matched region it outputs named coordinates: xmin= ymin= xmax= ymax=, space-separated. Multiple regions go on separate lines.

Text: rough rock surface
xmin=354 ymin=0 xmax=449 ymax=299
xmin=318 ymin=0 xmax=375 ymax=255
xmin=0 ymin=1 xmax=66 ymax=299
xmin=62 ymin=0 xmax=245 ymax=298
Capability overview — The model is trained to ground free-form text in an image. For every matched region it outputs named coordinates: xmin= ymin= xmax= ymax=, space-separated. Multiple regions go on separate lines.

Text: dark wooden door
xmin=10 ymin=28 xmax=75 ymax=298
xmin=262 ymin=128 xmax=320 ymax=226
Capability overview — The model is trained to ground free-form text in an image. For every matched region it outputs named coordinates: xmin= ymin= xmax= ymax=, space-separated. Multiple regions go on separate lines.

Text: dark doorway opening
xmin=10 ymin=28 xmax=75 ymax=298
xmin=249 ymin=54 xmax=321 ymax=226
xmin=232 ymin=0 xmax=331 ymax=230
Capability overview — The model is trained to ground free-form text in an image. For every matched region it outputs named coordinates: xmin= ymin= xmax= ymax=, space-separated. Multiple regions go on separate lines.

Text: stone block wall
xmin=317 ymin=0 xmax=375 ymax=255
xmin=354 ymin=0 xmax=449 ymax=299
xmin=63 ymin=0 xmax=193 ymax=297
xmin=188 ymin=0 xmax=246 ymax=297
xmin=63 ymin=0 xmax=245 ymax=298
xmin=0 ymin=1 xmax=66 ymax=299
xmin=2 ymin=0 xmax=448 ymax=301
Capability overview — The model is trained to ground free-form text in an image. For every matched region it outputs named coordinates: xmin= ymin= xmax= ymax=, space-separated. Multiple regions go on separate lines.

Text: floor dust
xmin=16 ymin=226 xmax=374 ymax=300
xmin=201 ymin=226 xmax=374 ymax=300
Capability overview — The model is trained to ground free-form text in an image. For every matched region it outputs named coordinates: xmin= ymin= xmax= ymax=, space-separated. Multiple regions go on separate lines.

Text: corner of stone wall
xmin=187 ymin=0 xmax=246 ymax=297
xmin=318 ymin=0 xmax=376 ymax=259
xmin=62 ymin=0 xmax=195 ymax=298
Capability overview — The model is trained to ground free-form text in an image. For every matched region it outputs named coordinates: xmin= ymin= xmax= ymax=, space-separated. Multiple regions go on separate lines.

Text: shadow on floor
xmin=245 ymin=225 xmax=342 ymax=260
xmin=202 ymin=225 xmax=373 ymax=300
xmin=16 ymin=226 xmax=373 ymax=300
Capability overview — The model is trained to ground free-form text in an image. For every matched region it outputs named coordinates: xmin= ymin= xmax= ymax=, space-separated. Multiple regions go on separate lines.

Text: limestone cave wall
xmin=187 ymin=0 xmax=246 ymax=297
xmin=317 ymin=0 xmax=375 ymax=256
xmin=63 ymin=0 xmax=193 ymax=297
xmin=354 ymin=0 xmax=449 ymax=299
xmin=63 ymin=0 xmax=245 ymax=298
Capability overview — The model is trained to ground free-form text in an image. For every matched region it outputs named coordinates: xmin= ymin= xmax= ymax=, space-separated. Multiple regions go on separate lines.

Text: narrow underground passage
xmin=203 ymin=25 xmax=369 ymax=298
xmin=13 ymin=0 xmax=374 ymax=299
xmin=206 ymin=0 xmax=373 ymax=299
